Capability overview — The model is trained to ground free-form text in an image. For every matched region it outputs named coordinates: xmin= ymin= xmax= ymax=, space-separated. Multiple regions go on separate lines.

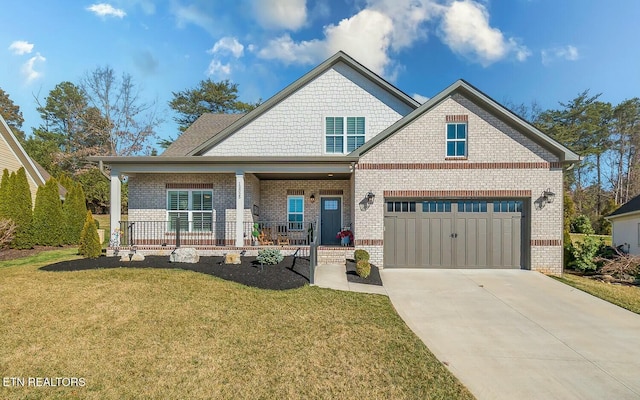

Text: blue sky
xmin=1 ymin=0 xmax=639 ymax=150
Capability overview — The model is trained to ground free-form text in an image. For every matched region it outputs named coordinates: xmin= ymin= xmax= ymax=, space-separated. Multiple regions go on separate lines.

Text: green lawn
xmin=0 ymin=251 xmax=474 ymax=400
xmin=554 ymin=273 xmax=640 ymax=314
xmin=92 ymin=214 xmax=110 ymax=233
xmin=569 ymin=233 xmax=612 ymax=246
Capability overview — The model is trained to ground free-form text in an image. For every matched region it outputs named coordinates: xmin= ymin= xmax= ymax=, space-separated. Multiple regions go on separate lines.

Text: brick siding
xmin=354 ymin=94 xmax=565 ymax=274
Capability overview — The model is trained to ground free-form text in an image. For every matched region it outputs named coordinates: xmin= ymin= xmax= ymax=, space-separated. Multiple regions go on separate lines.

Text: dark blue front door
xmin=320 ymin=197 xmax=341 ymax=245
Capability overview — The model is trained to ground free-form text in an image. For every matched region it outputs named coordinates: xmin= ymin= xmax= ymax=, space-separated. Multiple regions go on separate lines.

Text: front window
xmin=167 ymin=190 xmax=213 ymax=231
xmin=287 ymin=196 xmax=304 ymax=230
xmin=446 ymin=123 xmax=467 ymax=157
xmin=326 ymin=116 xmax=365 ymax=153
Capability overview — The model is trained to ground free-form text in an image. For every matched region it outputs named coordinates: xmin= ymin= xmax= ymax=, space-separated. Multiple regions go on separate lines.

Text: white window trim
xmin=445 ymin=122 xmax=468 ymax=158
xmin=166 ymin=189 xmax=213 ymax=232
xmin=324 ymin=116 xmax=366 ymax=154
xmin=287 ymin=195 xmax=305 ymax=231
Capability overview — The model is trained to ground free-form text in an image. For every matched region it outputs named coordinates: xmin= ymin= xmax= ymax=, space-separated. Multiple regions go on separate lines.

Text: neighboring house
xmin=92 ymin=51 xmax=579 ymax=274
xmin=606 ymin=194 xmax=640 ymax=255
xmin=0 ymin=113 xmax=59 ymax=201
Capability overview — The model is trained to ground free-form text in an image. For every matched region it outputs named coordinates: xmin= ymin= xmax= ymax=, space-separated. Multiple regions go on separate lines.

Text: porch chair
xmin=258 ymin=228 xmax=274 ymax=245
xmin=276 ymin=224 xmax=290 ymax=246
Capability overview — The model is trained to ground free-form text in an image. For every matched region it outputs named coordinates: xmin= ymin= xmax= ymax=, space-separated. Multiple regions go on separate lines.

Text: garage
xmin=383 ymin=199 xmax=526 ymax=268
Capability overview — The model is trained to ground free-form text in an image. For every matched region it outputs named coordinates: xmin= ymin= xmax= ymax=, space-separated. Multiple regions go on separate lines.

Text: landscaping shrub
xmin=62 ymin=182 xmax=88 ymax=244
xmin=354 ymin=249 xmax=370 ymax=262
xmin=10 ymin=168 xmax=34 ymax=249
xmin=78 ymin=211 xmax=101 ymax=259
xmin=32 ymin=178 xmax=64 ymax=246
xmin=571 ymin=215 xmax=594 ymax=234
xmin=356 ymin=260 xmax=371 ymax=278
xmin=568 ymin=235 xmax=601 ymax=272
xmin=0 ymin=169 xmax=11 ymax=219
xmin=257 ymin=248 xmax=284 ymax=265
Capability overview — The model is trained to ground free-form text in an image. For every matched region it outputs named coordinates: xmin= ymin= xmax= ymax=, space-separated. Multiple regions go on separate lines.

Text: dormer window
xmin=326 ymin=117 xmax=365 ymax=153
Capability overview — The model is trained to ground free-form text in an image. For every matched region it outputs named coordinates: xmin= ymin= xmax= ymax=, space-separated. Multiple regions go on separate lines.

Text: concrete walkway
xmin=381 ymin=269 xmax=640 ymax=400
xmin=313 ymin=264 xmax=387 ymax=295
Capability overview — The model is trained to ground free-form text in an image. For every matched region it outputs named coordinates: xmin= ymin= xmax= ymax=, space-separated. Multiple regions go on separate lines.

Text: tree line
xmin=512 ymin=92 xmax=640 ymax=235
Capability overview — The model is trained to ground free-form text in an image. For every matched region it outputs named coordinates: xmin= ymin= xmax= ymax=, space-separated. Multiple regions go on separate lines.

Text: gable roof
xmin=607 ymin=193 xmax=640 ymax=219
xmin=0 ymin=113 xmax=47 ymax=186
xmin=162 ymin=113 xmax=245 ymax=156
xmin=187 ymin=51 xmax=421 ymax=156
xmin=351 ymin=79 xmax=581 ymax=163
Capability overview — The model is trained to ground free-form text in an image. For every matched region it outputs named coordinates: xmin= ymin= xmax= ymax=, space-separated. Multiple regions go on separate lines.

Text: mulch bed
xmin=345 ymin=259 xmax=383 ymax=286
xmin=41 ymin=256 xmax=311 ymax=290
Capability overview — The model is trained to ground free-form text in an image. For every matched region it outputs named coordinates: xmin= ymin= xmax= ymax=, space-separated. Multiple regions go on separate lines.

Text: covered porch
xmin=94 ymin=156 xmax=358 ymax=255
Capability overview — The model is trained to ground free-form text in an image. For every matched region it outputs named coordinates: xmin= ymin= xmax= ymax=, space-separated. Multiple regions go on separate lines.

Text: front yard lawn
xmin=554 ymin=273 xmax=640 ymax=314
xmin=0 ymin=250 xmax=474 ymax=399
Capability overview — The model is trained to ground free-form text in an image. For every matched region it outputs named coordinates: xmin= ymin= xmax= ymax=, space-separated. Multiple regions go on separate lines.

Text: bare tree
xmin=82 ymin=66 xmax=162 ymax=156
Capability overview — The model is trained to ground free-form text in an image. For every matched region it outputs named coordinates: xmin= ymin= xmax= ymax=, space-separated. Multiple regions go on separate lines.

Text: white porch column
xmin=110 ymin=169 xmax=122 ymax=241
xmin=235 ymin=171 xmax=245 ymax=247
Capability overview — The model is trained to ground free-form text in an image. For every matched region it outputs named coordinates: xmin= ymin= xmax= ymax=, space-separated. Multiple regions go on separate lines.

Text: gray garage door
xmin=384 ymin=200 xmax=524 ymax=268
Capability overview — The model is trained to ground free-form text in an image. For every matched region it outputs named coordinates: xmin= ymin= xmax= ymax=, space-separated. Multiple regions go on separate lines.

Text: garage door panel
xmin=406 ymin=218 xmax=417 ymax=267
xmin=383 ymin=217 xmax=397 ymax=267
xmin=477 ymin=218 xmax=488 ymax=267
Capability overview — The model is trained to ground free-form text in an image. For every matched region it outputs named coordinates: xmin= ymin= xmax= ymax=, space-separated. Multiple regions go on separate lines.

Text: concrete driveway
xmin=381 ymin=269 xmax=640 ymax=400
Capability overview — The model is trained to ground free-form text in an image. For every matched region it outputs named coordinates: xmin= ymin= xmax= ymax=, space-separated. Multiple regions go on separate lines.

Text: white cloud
xmin=413 ymin=93 xmax=430 ymax=104
xmin=366 ymin=0 xmax=440 ymax=51
xmin=257 ymin=0 xmax=529 ymax=77
xmin=541 ymin=45 xmax=579 ymax=66
xmin=259 ymin=9 xmax=395 ymax=76
xmin=86 ymin=3 xmax=126 ymax=18
xmin=174 ymin=4 xmax=215 ymax=34
xmin=439 ymin=0 xmax=529 ymax=66
xmin=206 ymin=59 xmax=231 ymax=76
xmin=253 ymin=0 xmax=307 ymax=31
xmin=8 ymin=40 xmax=34 ymax=55
xmin=21 ymin=52 xmax=46 ymax=83
xmin=209 ymin=37 xmax=244 ymax=58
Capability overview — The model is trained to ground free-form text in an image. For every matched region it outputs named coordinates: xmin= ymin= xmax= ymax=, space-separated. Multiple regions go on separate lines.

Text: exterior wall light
xmin=542 ymin=189 xmax=556 ymax=204
xmin=366 ymin=191 xmax=375 ymax=205
xmin=310 ymin=193 xmax=316 ymax=203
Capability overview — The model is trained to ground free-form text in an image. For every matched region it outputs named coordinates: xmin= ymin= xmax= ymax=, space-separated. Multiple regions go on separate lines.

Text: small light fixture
xmin=366 ymin=191 xmax=375 ymax=205
xmin=542 ymin=189 xmax=556 ymax=204
xmin=310 ymin=193 xmax=316 ymax=203
xmin=328 ymin=173 xmax=334 ymax=177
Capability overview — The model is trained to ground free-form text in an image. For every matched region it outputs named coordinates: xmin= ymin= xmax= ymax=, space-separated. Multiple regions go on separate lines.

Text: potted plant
xmin=336 ymin=229 xmax=354 ymax=246
xmin=252 ymin=223 xmax=260 ymax=246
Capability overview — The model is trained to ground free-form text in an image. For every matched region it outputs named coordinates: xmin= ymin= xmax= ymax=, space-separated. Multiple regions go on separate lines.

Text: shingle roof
xmin=608 ymin=193 xmax=640 ymax=218
xmin=161 ymin=113 xmax=245 ymax=156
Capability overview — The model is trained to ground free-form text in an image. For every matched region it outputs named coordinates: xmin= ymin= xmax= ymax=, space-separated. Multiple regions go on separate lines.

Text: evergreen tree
xmin=62 ymin=181 xmax=87 ymax=244
xmin=32 ymin=178 xmax=64 ymax=246
xmin=11 ymin=168 xmax=33 ymax=249
xmin=0 ymin=169 xmax=10 ymax=219
xmin=78 ymin=210 xmax=101 ymax=258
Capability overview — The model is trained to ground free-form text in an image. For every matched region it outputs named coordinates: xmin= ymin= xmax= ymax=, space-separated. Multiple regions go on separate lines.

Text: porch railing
xmin=115 ymin=220 xmax=314 ymax=247
xmin=309 ymin=219 xmax=319 ymax=285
